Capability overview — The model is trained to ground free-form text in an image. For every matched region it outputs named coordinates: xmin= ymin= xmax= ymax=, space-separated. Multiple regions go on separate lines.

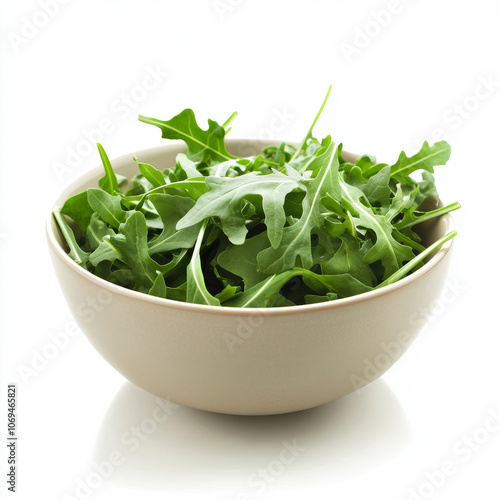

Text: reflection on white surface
xmin=93 ymin=379 xmax=411 ymax=496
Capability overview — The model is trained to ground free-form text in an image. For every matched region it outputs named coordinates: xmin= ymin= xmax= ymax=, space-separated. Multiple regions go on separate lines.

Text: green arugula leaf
xmin=362 ymin=165 xmax=392 ymax=205
xmin=138 ymin=108 xmax=235 ymax=164
xmin=186 ymin=221 xmax=220 ymax=306
xmin=339 ymin=177 xmax=415 ymax=279
xmin=377 ymin=230 xmax=457 ymax=288
xmin=86 ymin=212 xmax=115 ymax=251
xmin=89 ymin=237 xmax=120 ymax=267
xmin=148 ymin=194 xmax=201 ymax=254
xmin=165 ymin=282 xmax=188 ymax=302
xmin=134 ymin=156 xmax=166 ymax=188
xmin=215 ymin=284 xmax=241 ymax=303
xmin=257 ymin=140 xmax=340 ymax=273
xmin=390 ymin=140 xmax=451 ymax=184
xmin=97 ymin=143 xmax=121 ymax=195
xmin=305 ymin=292 xmax=338 ymax=304
xmin=175 ymin=153 xmax=202 ymax=179
xmin=224 ymin=271 xmax=299 ymax=307
xmin=87 ymin=188 xmax=127 ymax=229
xmin=107 ymin=211 xmax=164 ymax=289
xmin=383 ymin=184 xmax=419 ymax=223
xmin=128 ymin=177 xmax=209 ymax=212
xmin=415 ymin=171 xmax=439 ymax=206
xmin=149 ymin=271 xmax=167 ymax=298
xmin=176 ymin=172 xmax=301 ymax=248
xmin=301 ymin=269 xmax=373 ymax=298
xmin=60 ymin=191 xmax=94 ymax=232
xmin=217 ymin=231 xmax=270 ymax=288
xmin=53 ymin=210 xmax=90 ymax=267
xmin=225 ymin=266 xmax=371 ymax=307
xmin=320 ymin=233 xmax=376 ymax=286
xmin=394 ymin=201 xmax=461 ymax=231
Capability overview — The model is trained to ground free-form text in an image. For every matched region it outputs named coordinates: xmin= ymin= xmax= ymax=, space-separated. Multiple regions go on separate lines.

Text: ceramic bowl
xmin=46 ymin=140 xmax=455 ymax=415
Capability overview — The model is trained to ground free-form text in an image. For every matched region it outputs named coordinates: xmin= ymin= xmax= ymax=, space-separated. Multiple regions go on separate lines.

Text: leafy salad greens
xmin=54 ymin=87 xmax=460 ymax=307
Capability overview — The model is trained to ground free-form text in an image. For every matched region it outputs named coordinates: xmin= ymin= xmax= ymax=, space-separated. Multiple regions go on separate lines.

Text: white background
xmin=1 ymin=1 xmax=499 ymax=499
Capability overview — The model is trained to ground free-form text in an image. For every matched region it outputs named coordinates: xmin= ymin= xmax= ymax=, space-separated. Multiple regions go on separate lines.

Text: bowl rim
xmin=46 ymin=140 xmax=456 ymax=317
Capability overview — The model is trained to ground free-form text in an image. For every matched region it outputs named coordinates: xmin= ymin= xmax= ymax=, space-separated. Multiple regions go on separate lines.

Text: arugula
xmin=257 ymin=138 xmax=341 ymax=273
xmin=54 ymin=90 xmax=460 ymax=307
xmin=97 ymin=143 xmax=121 ymax=194
xmin=185 ymin=220 xmax=220 ymax=305
xmin=390 ymin=140 xmax=451 ymax=184
xmin=177 ymin=171 xmax=301 ymax=247
xmin=138 ymin=108 xmax=235 ymax=164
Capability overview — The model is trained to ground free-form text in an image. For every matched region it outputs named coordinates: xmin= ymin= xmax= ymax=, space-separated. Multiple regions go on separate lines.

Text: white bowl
xmin=47 ymin=140 xmax=455 ymax=415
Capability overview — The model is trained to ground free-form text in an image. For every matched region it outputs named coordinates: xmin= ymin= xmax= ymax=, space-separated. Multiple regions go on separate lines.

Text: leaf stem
xmin=393 ymin=228 xmax=426 ymax=252
xmin=291 ymin=85 xmax=332 ymax=161
xmin=53 ymin=210 xmax=89 ymax=266
xmin=97 ymin=143 xmax=120 ymax=194
xmin=376 ymin=230 xmax=457 ymax=288
xmin=186 ymin=219 xmax=220 ymax=306
xmin=396 ymin=201 xmax=461 ymax=230
xmin=133 ymin=179 xmax=206 ymax=210
xmin=222 ymin=111 xmax=238 ymax=130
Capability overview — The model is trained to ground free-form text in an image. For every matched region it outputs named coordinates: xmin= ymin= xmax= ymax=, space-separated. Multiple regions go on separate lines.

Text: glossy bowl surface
xmin=47 ymin=140 xmax=455 ymax=415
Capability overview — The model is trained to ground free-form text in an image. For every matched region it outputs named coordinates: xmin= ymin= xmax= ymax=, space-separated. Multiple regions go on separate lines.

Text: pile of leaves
xmin=54 ymin=89 xmax=460 ymax=307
